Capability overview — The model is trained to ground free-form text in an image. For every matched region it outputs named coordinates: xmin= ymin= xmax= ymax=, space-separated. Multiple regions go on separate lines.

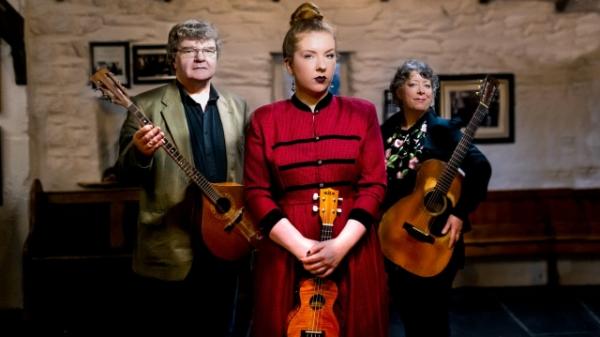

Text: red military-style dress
xmin=244 ymin=93 xmax=389 ymax=337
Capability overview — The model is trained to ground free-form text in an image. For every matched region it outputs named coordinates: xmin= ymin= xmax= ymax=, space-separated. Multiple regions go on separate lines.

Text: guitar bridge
xmin=403 ymin=223 xmax=435 ymax=244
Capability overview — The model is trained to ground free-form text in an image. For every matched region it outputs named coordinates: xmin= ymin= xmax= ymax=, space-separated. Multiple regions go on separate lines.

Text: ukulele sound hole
xmin=216 ymin=197 xmax=231 ymax=213
xmin=309 ymin=294 xmax=326 ymax=310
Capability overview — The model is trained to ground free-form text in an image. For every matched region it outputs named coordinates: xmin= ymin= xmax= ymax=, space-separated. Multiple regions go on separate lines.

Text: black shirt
xmin=179 ymin=82 xmax=227 ymax=183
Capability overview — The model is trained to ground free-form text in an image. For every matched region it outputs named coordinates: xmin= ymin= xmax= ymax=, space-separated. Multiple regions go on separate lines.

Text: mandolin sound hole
xmin=309 ymin=294 xmax=326 ymax=310
xmin=215 ymin=197 xmax=231 ymax=213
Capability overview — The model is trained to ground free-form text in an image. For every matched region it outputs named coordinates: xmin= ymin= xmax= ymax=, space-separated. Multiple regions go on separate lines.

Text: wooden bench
xmin=465 ymin=188 xmax=600 ymax=284
xmin=22 ymin=179 xmax=140 ymax=334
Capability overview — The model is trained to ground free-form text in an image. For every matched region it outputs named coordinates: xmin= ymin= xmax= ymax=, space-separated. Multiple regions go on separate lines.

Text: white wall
xmin=0 ymin=0 xmax=29 ymax=309
xmin=0 ymin=0 xmax=599 ymax=308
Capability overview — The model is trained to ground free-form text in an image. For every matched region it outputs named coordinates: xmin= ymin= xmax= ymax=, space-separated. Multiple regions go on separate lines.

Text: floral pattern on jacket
xmin=384 ymin=121 xmax=427 ymax=180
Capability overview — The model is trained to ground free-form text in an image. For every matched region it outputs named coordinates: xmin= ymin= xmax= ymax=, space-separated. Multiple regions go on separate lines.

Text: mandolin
xmin=90 ymin=68 xmax=262 ymax=261
xmin=287 ymin=188 xmax=341 ymax=337
xmin=378 ymin=76 xmax=498 ymax=277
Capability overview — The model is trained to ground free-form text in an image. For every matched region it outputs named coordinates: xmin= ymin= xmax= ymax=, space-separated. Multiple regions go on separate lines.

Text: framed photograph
xmin=90 ymin=41 xmax=130 ymax=88
xmin=436 ymin=73 xmax=515 ymax=144
xmin=383 ymin=89 xmax=398 ymax=122
xmin=0 ymin=127 xmax=3 ymax=205
xmin=132 ymin=44 xmax=175 ymax=84
xmin=271 ymin=52 xmax=351 ymax=101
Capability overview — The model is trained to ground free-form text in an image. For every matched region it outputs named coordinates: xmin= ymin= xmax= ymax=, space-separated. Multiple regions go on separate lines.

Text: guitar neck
xmin=436 ymin=102 xmax=488 ymax=194
xmin=126 ymin=104 xmax=222 ymax=203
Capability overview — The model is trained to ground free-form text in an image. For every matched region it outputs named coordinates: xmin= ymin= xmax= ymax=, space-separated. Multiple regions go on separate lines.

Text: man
xmin=117 ymin=19 xmax=250 ymax=336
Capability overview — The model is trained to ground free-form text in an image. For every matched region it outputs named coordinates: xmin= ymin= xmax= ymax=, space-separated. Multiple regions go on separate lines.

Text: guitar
xmin=378 ymin=76 xmax=498 ymax=277
xmin=287 ymin=188 xmax=341 ymax=337
xmin=90 ymin=68 xmax=262 ymax=261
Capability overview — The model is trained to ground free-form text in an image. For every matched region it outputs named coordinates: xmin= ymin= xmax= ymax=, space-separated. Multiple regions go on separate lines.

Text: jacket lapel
xmin=159 ymin=82 xmax=194 ymax=165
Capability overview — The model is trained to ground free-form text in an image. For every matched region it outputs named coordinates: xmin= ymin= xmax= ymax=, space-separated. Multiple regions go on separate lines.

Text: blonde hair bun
xmin=290 ymin=2 xmax=323 ymax=26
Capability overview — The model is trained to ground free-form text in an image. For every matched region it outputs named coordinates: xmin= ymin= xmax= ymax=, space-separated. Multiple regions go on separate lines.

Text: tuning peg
xmin=336 ymin=208 xmax=342 ymax=214
xmin=312 ymin=205 xmax=319 ymax=213
xmin=313 ymin=192 xmax=319 ymax=201
xmin=338 ymin=197 xmax=343 ymax=203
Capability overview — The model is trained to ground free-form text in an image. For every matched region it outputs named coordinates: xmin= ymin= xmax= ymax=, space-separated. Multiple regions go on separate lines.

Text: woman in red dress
xmin=244 ymin=3 xmax=389 ymax=337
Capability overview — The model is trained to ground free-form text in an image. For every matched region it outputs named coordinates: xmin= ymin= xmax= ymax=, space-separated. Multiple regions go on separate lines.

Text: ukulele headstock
xmin=313 ymin=188 xmax=342 ymax=226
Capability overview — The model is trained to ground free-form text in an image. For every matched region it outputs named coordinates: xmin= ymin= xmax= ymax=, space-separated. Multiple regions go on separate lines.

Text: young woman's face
xmin=397 ymin=71 xmax=433 ymax=115
xmin=286 ymin=31 xmax=336 ymax=102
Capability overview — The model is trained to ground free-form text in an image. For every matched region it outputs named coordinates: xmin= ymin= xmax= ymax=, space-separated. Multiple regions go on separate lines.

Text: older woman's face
xmin=396 ymin=71 xmax=433 ymax=115
xmin=285 ymin=31 xmax=336 ymax=101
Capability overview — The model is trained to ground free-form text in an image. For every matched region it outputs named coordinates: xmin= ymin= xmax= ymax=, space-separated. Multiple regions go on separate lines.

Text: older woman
xmin=381 ymin=59 xmax=491 ymax=337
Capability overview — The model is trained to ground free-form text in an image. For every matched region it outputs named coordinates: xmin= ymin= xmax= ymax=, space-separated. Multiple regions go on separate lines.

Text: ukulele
xmin=90 ymin=68 xmax=262 ymax=261
xmin=287 ymin=188 xmax=341 ymax=337
xmin=378 ymin=76 xmax=498 ymax=277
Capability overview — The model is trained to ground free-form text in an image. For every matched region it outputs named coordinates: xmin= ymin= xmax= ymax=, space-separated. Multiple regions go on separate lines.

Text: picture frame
xmin=383 ymin=89 xmax=398 ymax=122
xmin=436 ymin=73 xmax=515 ymax=144
xmin=132 ymin=44 xmax=175 ymax=84
xmin=271 ymin=52 xmax=351 ymax=101
xmin=0 ymin=126 xmax=3 ymax=206
xmin=89 ymin=41 xmax=131 ymax=88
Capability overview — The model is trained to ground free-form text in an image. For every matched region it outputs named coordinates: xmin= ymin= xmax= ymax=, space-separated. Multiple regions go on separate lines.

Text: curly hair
xmin=389 ymin=59 xmax=439 ymax=106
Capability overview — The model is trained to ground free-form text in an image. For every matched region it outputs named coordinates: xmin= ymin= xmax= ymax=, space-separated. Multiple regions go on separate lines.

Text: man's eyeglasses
xmin=177 ymin=47 xmax=217 ymax=58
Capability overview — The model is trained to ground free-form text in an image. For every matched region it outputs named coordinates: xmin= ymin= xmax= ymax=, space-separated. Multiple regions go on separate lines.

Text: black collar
xmin=291 ymin=92 xmax=333 ymax=113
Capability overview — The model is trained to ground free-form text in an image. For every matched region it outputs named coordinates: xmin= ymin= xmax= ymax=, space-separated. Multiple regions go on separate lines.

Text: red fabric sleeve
xmin=350 ymin=101 xmax=387 ymax=221
xmin=243 ymin=105 xmax=282 ymax=227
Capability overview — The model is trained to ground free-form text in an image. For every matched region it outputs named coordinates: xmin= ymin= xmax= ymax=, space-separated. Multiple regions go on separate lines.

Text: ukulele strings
xmin=310 ymin=220 xmax=333 ymax=335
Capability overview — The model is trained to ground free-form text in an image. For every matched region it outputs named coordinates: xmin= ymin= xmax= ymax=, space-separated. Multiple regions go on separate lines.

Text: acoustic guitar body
xmin=201 ymin=182 xmax=261 ymax=261
xmin=379 ymin=159 xmax=462 ymax=277
xmin=287 ymin=278 xmax=340 ymax=337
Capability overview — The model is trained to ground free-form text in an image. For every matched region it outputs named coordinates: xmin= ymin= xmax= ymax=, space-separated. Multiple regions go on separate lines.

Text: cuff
xmin=348 ymin=208 xmax=374 ymax=230
xmin=259 ymin=208 xmax=285 ymax=235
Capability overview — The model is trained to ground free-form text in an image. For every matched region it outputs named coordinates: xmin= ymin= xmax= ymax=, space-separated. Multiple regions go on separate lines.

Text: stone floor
xmin=391 ymin=285 xmax=600 ymax=337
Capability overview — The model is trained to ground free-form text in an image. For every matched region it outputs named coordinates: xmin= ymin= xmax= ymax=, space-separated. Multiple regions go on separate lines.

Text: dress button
xmin=319 ymin=183 xmax=324 ymax=188
xmin=317 ymin=160 xmax=323 ymax=165
xmin=315 ymin=136 xmax=320 ymax=141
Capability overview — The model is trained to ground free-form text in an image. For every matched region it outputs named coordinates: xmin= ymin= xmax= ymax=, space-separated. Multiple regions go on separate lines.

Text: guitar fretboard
xmin=433 ymin=76 xmax=497 ymax=197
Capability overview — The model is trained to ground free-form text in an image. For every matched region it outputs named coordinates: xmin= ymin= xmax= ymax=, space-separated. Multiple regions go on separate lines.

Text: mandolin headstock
xmin=90 ymin=68 xmax=133 ymax=108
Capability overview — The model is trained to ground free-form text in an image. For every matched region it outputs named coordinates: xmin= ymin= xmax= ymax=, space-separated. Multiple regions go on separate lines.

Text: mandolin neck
xmin=126 ymin=104 xmax=222 ymax=203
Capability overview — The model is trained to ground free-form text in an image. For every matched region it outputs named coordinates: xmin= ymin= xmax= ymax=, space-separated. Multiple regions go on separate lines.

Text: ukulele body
xmin=287 ymin=277 xmax=340 ymax=337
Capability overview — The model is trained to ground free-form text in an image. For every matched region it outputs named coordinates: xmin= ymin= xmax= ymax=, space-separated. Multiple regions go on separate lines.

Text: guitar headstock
xmin=478 ymin=76 xmax=499 ymax=107
xmin=90 ymin=68 xmax=133 ymax=108
xmin=316 ymin=188 xmax=341 ymax=226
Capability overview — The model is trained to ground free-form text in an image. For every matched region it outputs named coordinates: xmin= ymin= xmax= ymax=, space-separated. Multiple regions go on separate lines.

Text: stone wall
xmin=23 ymin=0 xmax=600 ymax=190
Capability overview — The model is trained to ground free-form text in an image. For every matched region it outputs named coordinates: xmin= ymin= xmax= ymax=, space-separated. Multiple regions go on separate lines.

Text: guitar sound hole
xmin=309 ymin=294 xmax=326 ymax=310
xmin=216 ymin=197 xmax=231 ymax=213
xmin=423 ymin=191 xmax=447 ymax=216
